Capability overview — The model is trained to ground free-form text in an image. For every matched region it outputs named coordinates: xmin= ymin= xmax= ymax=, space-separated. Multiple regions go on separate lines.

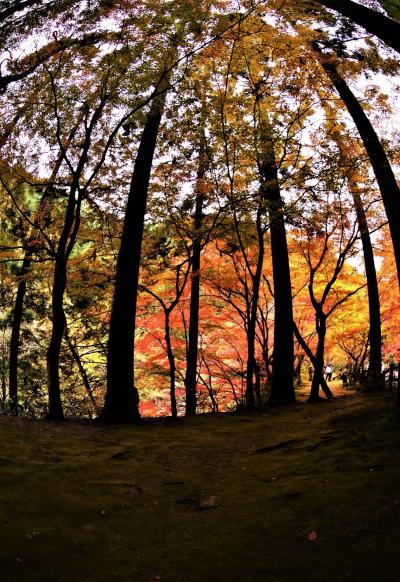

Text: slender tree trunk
xmin=352 ymin=190 xmax=383 ymax=388
xmin=316 ymin=51 xmax=400 ymax=286
xmin=8 ymin=253 xmax=31 ymax=413
xmin=294 ymin=355 xmax=304 ymax=386
xmin=65 ymin=323 xmax=99 ymax=414
xmin=103 ymin=69 xmax=172 ymax=423
xmin=9 ymin=120 xmax=80 ymax=415
xmin=0 ymin=0 xmax=43 ymax=21
xmin=254 ymin=361 xmax=262 ymax=405
xmin=244 ymin=202 xmax=265 ymax=409
xmin=245 ymin=313 xmax=257 ymax=408
xmin=293 ymin=321 xmax=333 ymax=399
xmin=184 ymin=133 xmax=208 ymax=416
xmin=164 ymin=311 xmax=177 ymax=419
xmin=258 ymin=116 xmax=295 ymax=405
xmin=313 ymin=0 xmax=400 ymax=54
xmin=309 ymin=325 xmax=325 ymax=401
xmin=0 ymin=109 xmax=23 ymax=150
xmin=309 ymin=315 xmax=333 ymax=401
xmin=46 ymin=193 xmax=80 ymax=420
xmin=319 ymin=95 xmax=383 ymax=390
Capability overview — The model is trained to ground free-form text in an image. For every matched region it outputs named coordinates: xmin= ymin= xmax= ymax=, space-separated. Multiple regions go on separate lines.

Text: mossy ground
xmin=1 ymin=383 xmax=400 ymax=582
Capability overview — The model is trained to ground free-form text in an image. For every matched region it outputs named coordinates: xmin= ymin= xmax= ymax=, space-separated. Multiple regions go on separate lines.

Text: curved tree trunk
xmin=315 ymin=51 xmax=400 ymax=287
xmin=313 ymin=0 xmax=400 ymax=54
xmin=0 ymin=0 xmax=43 ymax=21
xmin=309 ymin=314 xmax=333 ymax=401
xmin=319 ymin=97 xmax=383 ymax=389
xmin=293 ymin=321 xmax=333 ymax=399
xmin=352 ymin=190 xmax=382 ymax=388
xmin=8 ymin=253 xmax=31 ymax=413
xmin=103 ymin=69 xmax=172 ymax=423
xmin=8 ymin=120 xmax=79 ymax=415
xmin=46 ymin=193 xmax=81 ymax=420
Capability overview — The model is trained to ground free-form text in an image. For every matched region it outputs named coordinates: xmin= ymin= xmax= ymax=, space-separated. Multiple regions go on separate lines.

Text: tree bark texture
xmin=8 ymin=123 xmax=79 ymax=414
xmin=46 ymin=192 xmax=81 ymax=420
xmin=184 ymin=132 xmax=208 ymax=416
xmin=314 ymin=0 xmax=400 ymax=54
xmin=317 ymin=54 xmax=400 ymax=287
xmin=103 ymin=70 xmax=172 ymax=423
xmin=308 ymin=314 xmax=334 ymax=401
xmin=320 ymin=97 xmax=383 ymax=388
xmin=258 ymin=115 xmax=295 ymax=405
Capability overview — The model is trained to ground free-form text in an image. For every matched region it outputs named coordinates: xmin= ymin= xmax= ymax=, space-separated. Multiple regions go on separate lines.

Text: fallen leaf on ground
xmin=308 ymin=531 xmax=317 ymax=541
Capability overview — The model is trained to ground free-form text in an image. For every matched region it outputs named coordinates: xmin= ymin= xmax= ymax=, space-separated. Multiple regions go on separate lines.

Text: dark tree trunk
xmin=294 ymin=355 xmax=304 ymax=387
xmin=164 ymin=311 xmax=177 ymax=419
xmin=314 ymin=0 xmax=400 ymax=54
xmin=254 ymin=360 xmax=262 ymax=406
xmin=8 ymin=252 xmax=31 ymax=413
xmin=258 ymin=118 xmax=295 ymax=405
xmin=316 ymin=52 xmax=400 ymax=286
xmin=308 ymin=315 xmax=334 ymax=401
xmin=319 ymin=95 xmax=383 ymax=389
xmin=184 ymin=134 xmax=208 ymax=416
xmin=293 ymin=321 xmax=333 ymax=399
xmin=8 ymin=127 xmax=76 ymax=415
xmin=0 ymin=0 xmax=43 ymax=21
xmin=46 ymin=192 xmax=80 ymax=420
xmin=103 ymin=71 xmax=171 ymax=423
xmin=65 ymin=324 xmax=99 ymax=414
xmin=0 ymin=109 xmax=23 ymax=149
xmin=352 ymin=191 xmax=382 ymax=388
xmin=244 ymin=202 xmax=265 ymax=409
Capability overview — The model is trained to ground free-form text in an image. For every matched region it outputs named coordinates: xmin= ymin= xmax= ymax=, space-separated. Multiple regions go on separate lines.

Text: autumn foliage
xmin=0 ymin=0 xmax=399 ymax=419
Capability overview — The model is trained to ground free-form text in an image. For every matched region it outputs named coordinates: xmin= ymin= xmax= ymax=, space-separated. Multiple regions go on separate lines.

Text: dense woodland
xmin=1 ymin=0 xmax=400 ymax=422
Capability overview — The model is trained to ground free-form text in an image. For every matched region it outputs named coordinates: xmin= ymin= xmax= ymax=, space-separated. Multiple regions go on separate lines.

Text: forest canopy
xmin=0 ymin=0 xmax=399 ymax=422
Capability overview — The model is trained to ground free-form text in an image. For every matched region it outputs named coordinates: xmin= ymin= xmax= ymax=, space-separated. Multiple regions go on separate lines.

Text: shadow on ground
xmin=1 ymin=387 xmax=399 ymax=581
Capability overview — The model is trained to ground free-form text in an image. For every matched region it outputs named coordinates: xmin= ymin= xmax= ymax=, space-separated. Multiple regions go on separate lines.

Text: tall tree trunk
xmin=313 ymin=0 xmax=400 ymax=54
xmin=9 ymin=121 xmax=79 ymax=415
xmin=164 ymin=310 xmax=177 ymax=419
xmin=103 ymin=69 xmax=172 ymax=423
xmin=319 ymin=97 xmax=382 ymax=388
xmin=184 ymin=132 xmax=208 ymax=416
xmin=315 ymin=50 xmax=400 ymax=287
xmin=46 ymin=193 xmax=81 ymax=419
xmin=245 ymin=204 xmax=265 ymax=409
xmin=352 ymin=189 xmax=382 ymax=388
xmin=258 ymin=115 xmax=295 ymax=405
xmin=0 ymin=0 xmax=43 ymax=21
xmin=8 ymin=252 xmax=31 ymax=413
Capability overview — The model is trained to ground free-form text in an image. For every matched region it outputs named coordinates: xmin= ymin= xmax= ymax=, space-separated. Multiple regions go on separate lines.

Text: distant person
xmin=341 ymin=371 xmax=348 ymax=387
xmin=325 ymin=364 xmax=333 ymax=382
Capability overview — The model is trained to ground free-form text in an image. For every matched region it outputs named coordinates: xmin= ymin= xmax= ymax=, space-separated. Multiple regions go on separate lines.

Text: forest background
xmin=1 ymin=0 xmax=400 ymax=422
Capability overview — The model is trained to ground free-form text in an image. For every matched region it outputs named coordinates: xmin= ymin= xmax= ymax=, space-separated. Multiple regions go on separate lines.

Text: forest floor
xmin=1 ymin=383 xmax=400 ymax=582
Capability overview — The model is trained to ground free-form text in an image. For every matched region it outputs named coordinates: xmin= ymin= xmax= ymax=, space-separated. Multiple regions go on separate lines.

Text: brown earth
xmin=0 ymin=383 xmax=399 ymax=582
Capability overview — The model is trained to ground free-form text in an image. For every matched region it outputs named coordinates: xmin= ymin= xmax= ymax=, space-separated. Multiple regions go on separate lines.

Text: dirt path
xmin=0 ymin=391 xmax=399 ymax=582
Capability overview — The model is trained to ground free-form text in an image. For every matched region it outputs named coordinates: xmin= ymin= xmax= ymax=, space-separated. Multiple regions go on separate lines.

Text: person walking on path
xmin=325 ymin=364 xmax=333 ymax=382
